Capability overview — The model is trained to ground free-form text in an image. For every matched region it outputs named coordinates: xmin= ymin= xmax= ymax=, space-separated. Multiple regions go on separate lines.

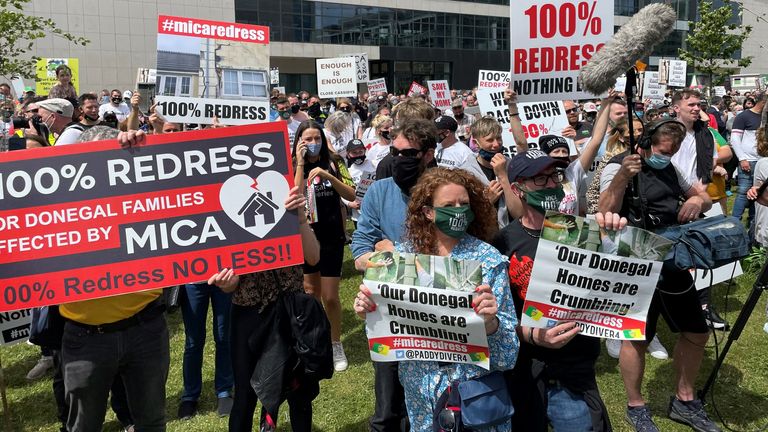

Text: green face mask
xmin=433 ymin=205 xmax=475 ymax=238
xmin=524 ymin=187 xmax=565 ymax=215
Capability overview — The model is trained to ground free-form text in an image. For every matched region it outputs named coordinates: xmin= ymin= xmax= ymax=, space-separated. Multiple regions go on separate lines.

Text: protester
xmin=273 ymin=96 xmax=302 ymax=145
xmin=48 ymin=65 xmax=78 ymax=100
xmin=364 ymin=114 xmax=393 ymax=168
xmin=352 ymin=117 xmax=438 ymax=432
xmin=324 ymin=110 xmax=358 ymax=158
xmin=55 ymin=93 xmax=102 ymax=145
xmin=447 ymin=98 xmax=474 ymax=142
xmin=35 ymin=98 xmax=76 ymax=145
xmin=354 ymin=167 xmax=518 ymax=432
xmin=731 ymin=91 xmax=766 ymax=229
xmin=343 ymin=138 xmax=376 ymax=227
xmin=493 ymin=150 xmax=612 ymax=431
xmin=375 ymin=98 xmax=436 ymax=180
xmin=98 ymin=89 xmax=130 ymax=123
xmin=586 ymin=118 xmax=641 ymax=215
xmin=207 ymin=185 xmax=329 ymax=432
xmin=293 ymin=120 xmax=356 ymax=372
xmin=561 ymin=100 xmax=593 ymax=148
xmin=433 ymin=114 xmax=481 ymax=177
xmin=598 ymin=120 xmax=717 ymax=432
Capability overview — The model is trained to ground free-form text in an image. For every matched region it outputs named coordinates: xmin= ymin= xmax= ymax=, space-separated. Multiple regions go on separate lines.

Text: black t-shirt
xmin=304 ymin=159 xmax=345 ymax=243
xmin=491 ymin=219 xmax=600 ymax=375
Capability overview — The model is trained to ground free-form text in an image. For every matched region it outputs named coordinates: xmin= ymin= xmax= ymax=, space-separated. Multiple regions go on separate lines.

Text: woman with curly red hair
xmin=354 ymin=167 xmax=519 ymax=432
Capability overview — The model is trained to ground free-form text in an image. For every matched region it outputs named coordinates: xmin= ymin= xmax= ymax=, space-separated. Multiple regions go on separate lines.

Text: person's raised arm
xmin=505 ymin=89 xmax=528 ymax=154
xmin=125 ymin=91 xmax=141 ymax=131
xmin=577 ymin=94 xmax=613 ymax=172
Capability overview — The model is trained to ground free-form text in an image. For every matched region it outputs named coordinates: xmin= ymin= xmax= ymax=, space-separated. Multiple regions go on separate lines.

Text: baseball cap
xmin=451 ymin=98 xmax=464 ymax=108
xmin=37 ymin=98 xmax=74 ymax=118
xmin=346 ymin=138 xmax=366 ymax=153
xmin=507 ymin=149 xmax=568 ymax=182
xmin=122 ymin=90 xmax=133 ymax=99
xmin=538 ymin=135 xmax=569 ymax=155
xmin=434 ymin=115 xmax=458 ymax=132
xmin=583 ymin=102 xmax=598 ymax=113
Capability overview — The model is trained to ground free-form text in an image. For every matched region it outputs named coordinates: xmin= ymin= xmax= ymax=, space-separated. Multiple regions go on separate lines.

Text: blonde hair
xmin=371 ymin=114 xmax=392 ymax=130
xmin=470 ymin=117 xmax=501 ymax=140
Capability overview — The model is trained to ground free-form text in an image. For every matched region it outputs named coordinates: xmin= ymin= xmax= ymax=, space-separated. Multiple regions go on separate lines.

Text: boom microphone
xmin=579 ymin=3 xmax=677 ymax=95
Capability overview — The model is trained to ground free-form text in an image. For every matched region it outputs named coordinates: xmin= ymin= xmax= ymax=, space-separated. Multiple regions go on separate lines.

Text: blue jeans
xmin=547 ymin=384 xmax=592 ymax=432
xmin=180 ymin=283 xmax=233 ymax=401
xmin=732 ymin=161 xmax=757 ymax=224
xmin=62 ymin=313 xmax=169 ymax=431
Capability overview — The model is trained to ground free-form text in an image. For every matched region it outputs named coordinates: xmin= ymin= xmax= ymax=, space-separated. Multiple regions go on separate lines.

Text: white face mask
xmin=43 ymin=113 xmax=56 ymax=129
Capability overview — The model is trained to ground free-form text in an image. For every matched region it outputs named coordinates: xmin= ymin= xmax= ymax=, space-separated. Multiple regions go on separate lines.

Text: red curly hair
xmin=405 ymin=167 xmax=498 ymax=254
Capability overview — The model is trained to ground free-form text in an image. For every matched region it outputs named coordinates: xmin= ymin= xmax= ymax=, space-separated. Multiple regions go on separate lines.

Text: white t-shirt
xmin=559 ymin=161 xmax=587 ymax=215
xmin=98 ymin=103 xmax=130 ymax=122
xmin=345 ymin=160 xmax=377 ymax=221
xmin=435 ymin=141 xmax=474 ymax=170
xmin=287 ymin=119 xmax=301 ymax=149
xmin=671 ymin=131 xmax=698 ymax=187
xmin=55 ymin=124 xmax=85 ymax=145
xmin=753 ymin=158 xmax=768 ymax=246
xmin=365 ymin=141 xmax=391 ymax=167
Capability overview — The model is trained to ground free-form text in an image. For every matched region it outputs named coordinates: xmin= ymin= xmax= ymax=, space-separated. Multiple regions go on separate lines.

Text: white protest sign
xmin=367 ymin=78 xmax=387 ymax=95
xmin=408 ymin=82 xmax=427 ymax=97
xmin=478 ymin=70 xmax=511 ymax=90
xmin=269 ymin=68 xmax=280 ymax=85
xmin=519 ymin=100 xmax=573 ymax=153
xmin=136 ymin=68 xmax=157 ymax=85
xmin=354 ymin=170 xmax=376 ymax=199
xmin=510 ymin=0 xmax=614 ymax=102
xmin=714 ymin=86 xmax=727 ymax=97
xmin=363 ymin=252 xmax=490 ymax=369
xmin=523 ymin=213 xmax=673 ymax=340
xmin=342 ymin=53 xmax=370 ymax=82
xmin=427 ymin=80 xmax=451 ymax=111
xmin=667 ymin=60 xmax=687 ymax=87
xmin=154 ymin=96 xmax=269 ymax=125
xmin=10 ymin=76 xmax=26 ymax=99
xmin=0 ymin=309 xmax=32 ymax=346
xmin=614 ymin=76 xmax=627 ymax=93
xmin=642 ymin=72 xmax=665 ymax=103
xmin=316 ymin=57 xmax=357 ymax=98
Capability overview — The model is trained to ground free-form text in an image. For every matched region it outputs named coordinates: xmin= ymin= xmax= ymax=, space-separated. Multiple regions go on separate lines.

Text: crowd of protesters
xmin=1 ymin=71 xmax=767 ymax=432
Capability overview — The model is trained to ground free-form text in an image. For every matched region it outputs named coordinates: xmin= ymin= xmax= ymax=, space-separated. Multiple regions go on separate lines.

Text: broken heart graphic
xmin=219 ymin=171 xmax=290 ymax=238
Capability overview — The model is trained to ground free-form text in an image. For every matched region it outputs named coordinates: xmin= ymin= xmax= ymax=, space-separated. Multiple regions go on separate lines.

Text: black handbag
xmin=433 ymin=371 xmax=513 ymax=431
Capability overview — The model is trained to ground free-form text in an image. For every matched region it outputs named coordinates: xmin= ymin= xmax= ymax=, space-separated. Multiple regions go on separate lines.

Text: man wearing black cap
xmin=492 ymin=149 xmax=614 ymax=432
xmin=344 ymin=138 xmax=376 ymax=225
xmin=434 ymin=116 xmax=476 ymax=170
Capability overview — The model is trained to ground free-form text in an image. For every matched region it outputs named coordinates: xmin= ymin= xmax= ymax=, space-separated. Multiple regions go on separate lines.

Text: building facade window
xmin=157 ymin=75 xmax=192 ymax=97
xmin=221 ymin=69 xmax=269 ymax=98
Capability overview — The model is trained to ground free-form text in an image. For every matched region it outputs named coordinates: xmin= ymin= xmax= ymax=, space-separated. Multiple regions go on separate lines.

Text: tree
xmin=0 ymin=0 xmax=89 ymax=79
xmin=678 ymin=0 xmax=752 ymax=90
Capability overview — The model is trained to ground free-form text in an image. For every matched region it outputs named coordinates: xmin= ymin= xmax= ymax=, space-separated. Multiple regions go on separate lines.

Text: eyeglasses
xmin=438 ymin=407 xmax=459 ymax=432
xmin=565 ymin=108 xmax=579 ymax=114
xmin=25 ymin=108 xmax=38 ymax=114
xmin=528 ymin=171 xmax=565 ymax=186
xmin=390 ymin=147 xmax=422 ymax=158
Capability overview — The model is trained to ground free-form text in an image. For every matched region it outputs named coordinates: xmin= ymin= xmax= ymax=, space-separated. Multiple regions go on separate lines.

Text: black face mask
xmin=111 ymin=97 xmax=122 ymax=104
xmin=454 ymin=112 xmax=464 ymax=120
xmin=84 ymin=114 xmax=99 ymax=122
xmin=347 ymin=155 xmax=366 ymax=166
xmin=380 ymin=130 xmax=390 ymax=140
xmin=340 ymin=106 xmax=352 ymax=113
xmin=551 ymin=156 xmax=570 ymax=164
xmin=291 ymin=104 xmax=300 ymax=114
xmin=307 ymin=103 xmax=321 ymax=118
xmin=392 ymin=156 xmax=423 ymax=194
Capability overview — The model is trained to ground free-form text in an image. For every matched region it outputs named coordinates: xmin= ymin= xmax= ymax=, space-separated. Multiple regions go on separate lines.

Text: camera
xmin=101 ymin=112 xmax=118 ymax=129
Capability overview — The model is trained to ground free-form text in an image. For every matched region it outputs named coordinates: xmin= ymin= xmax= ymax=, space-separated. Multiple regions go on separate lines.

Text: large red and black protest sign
xmin=510 ymin=0 xmax=613 ymax=102
xmin=0 ymin=123 xmax=302 ymax=312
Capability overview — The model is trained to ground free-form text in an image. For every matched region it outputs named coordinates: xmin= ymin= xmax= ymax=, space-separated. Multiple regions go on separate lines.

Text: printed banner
xmin=427 ymin=80 xmax=451 ymax=110
xmin=523 ymin=212 xmax=673 ymax=340
xmin=316 ymin=57 xmax=357 ymax=98
xmin=0 ymin=309 xmax=32 ymax=345
xmin=154 ymin=96 xmax=269 ymax=125
xmin=156 ymin=15 xmax=270 ymax=124
xmin=510 ymin=0 xmax=613 ymax=102
xmin=363 ymin=252 xmax=490 ymax=369
xmin=478 ymin=70 xmax=511 ymax=90
xmin=614 ymin=76 xmax=627 ymax=93
xmin=477 ymin=89 xmax=571 ymax=157
xmin=341 ymin=53 xmax=370 ymax=83
xmin=35 ymin=58 xmax=79 ymax=96
xmin=665 ymin=60 xmax=687 ymax=88
xmin=367 ymin=78 xmax=387 ymax=95
xmin=642 ymin=71 xmax=665 ymax=103
xmin=0 ymin=123 xmax=302 ymax=312
xmin=355 ymin=171 xmax=376 ymax=199
xmin=407 ymin=82 xmax=427 ymax=97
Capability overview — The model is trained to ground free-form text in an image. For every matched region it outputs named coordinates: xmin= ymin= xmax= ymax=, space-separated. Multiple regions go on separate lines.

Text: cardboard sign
xmin=0 ymin=309 xmax=31 ymax=345
xmin=714 ymin=86 xmax=727 ymax=97
xmin=427 ymin=80 xmax=451 ymax=110
xmin=154 ymin=96 xmax=269 ymax=125
xmin=642 ymin=71 xmax=665 ymax=103
xmin=363 ymin=252 xmax=490 ymax=369
xmin=0 ymin=123 xmax=302 ymax=312
xmin=136 ymin=68 xmax=157 ymax=85
xmin=523 ymin=213 xmax=672 ymax=340
xmin=156 ymin=15 xmax=270 ymax=123
xmin=510 ymin=0 xmax=614 ymax=102
xmin=478 ymin=70 xmax=511 ymax=90
xmin=316 ymin=57 xmax=357 ymax=98
xmin=614 ymin=76 xmax=627 ymax=93
xmin=270 ymin=68 xmax=280 ymax=85
xmin=341 ymin=53 xmax=370 ymax=83
xmin=666 ymin=60 xmax=687 ymax=87
xmin=367 ymin=78 xmax=387 ymax=95
xmin=407 ymin=82 xmax=427 ymax=97
xmin=35 ymin=58 xmax=79 ymax=96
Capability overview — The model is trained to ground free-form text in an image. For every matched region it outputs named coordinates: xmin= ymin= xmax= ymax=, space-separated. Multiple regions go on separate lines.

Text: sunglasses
xmin=438 ymin=406 xmax=460 ymax=432
xmin=565 ymin=108 xmax=579 ymax=114
xmin=25 ymin=108 xmax=39 ymax=114
xmin=390 ymin=147 xmax=422 ymax=158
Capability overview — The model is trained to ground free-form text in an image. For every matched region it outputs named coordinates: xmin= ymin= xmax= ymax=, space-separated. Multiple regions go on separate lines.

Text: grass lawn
xmin=2 ymin=237 xmax=768 ymax=430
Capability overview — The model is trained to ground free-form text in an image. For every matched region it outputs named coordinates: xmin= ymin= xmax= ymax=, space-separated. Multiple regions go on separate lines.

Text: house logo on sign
xmin=220 ymin=172 xmax=289 ymax=238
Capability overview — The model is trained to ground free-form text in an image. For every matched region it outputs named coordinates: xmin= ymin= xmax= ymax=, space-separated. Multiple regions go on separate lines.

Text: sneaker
xmin=332 ymin=341 xmax=348 ymax=371
xmin=647 ymin=335 xmax=669 ymax=360
xmin=626 ymin=405 xmax=660 ymax=432
xmin=703 ymin=306 xmax=728 ymax=330
xmin=605 ymin=339 xmax=621 ymax=359
xmin=26 ymin=356 xmax=53 ymax=380
xmin=217 ymin=396 xmax=234 ymax=417
xmin=177 ymin=400 xmax=198 ymax=420
xmin=668 ymin=397 xmax=721 ymax=432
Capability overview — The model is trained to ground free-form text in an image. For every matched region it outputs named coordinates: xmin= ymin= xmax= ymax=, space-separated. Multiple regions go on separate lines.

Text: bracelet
xmin=528 ymin=327 xmax=537 ymax=346
xmin=509 ymin=112 xmax=520 ymax=117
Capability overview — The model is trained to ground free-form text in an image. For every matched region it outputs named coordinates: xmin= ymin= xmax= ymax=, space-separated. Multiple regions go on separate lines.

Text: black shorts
xmin=644 ymin=268 xmax=709 ymax=342
xmin=302 ymin=240 xmax=344 ymax=277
